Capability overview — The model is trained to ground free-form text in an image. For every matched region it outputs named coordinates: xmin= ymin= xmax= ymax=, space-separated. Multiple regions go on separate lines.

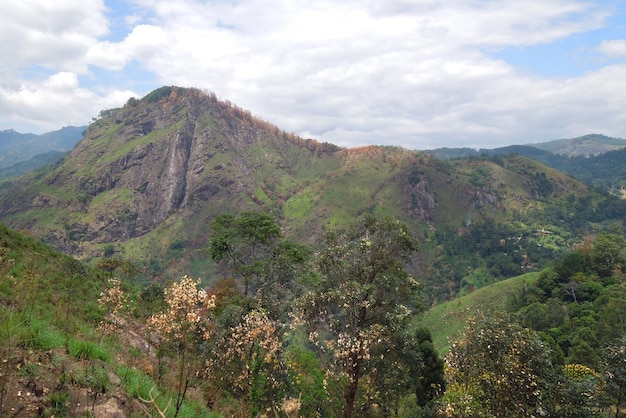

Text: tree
xmin=209 ymin=212 xmax=282 ymax=297
xmin=256 ymin=239 xmax=312 ymax=320
xmin=413 ymin=327 xmax=446 ymax=410
xmin=441 ymin=315 xmax=555 ymax=417
xmin=209 ymin=211 xmax=310 ymax=319
xmin=590 ymin=233 xmax=626 ymax=278
xmin=294 ymin=215 xmax=423 ymax=418
xmin=604 ymin=336 xmax=626 ymax=418
xmin=555 ymin=363 xmax=605 ymax=417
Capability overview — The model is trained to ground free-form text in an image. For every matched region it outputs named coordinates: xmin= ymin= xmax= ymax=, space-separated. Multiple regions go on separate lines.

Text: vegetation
xmin=4 ymin=87 xmax=626 ymax=304
xmin=294 ymin=215 xmax=424 ymax=417
xmin=4 ymin=198 xmax=626 ymax=416
xmin=3 ymin=86 xmax=626 ymax=416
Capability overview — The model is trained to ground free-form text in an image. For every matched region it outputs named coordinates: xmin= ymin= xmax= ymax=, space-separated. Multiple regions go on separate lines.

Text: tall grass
xmin=117 ymin=366 xmax=219 ymax=418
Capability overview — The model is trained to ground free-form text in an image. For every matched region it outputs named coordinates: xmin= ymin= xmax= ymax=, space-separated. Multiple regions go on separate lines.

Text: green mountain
xmin=530 ymin=133 xmax=626 ymax=157
xmin=2 ymin=87 xmax=626 ymax=416
xmin=426 ymin=135 xmax=626 ymax=197
xmin=427 ymin=134 xmax=626 ymax=160
xmin=0 ymin=150 xmax=67 ymax=178
xmin=0 ymin=86 xmax=624 ymax=301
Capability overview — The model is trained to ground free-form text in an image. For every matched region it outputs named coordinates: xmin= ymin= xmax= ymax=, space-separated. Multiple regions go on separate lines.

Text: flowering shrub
xmin=97 ymin=277 xmax=128 ymax=334
xmin=148 ymin=276 xmax=215 ymax=342
xmin=147 ymin=275 xmax=216 ymax=417
xmin=206 ymin=309 xmax=285 ymax=416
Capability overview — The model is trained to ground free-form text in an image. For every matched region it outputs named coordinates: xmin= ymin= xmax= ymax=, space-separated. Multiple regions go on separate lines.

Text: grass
xmin=117 ymin=366 xmax=219 ymax=418
xmin=20 ymin=317 xmax=66 ymax=350
xmin=68 ymin=338 xmax=111 ymax=362
xmin=416 ymin=271 xmax=540 ymax=354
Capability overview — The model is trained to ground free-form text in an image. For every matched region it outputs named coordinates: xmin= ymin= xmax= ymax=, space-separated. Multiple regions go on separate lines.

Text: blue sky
xmin=493 ymin=6 xmax=626 ymax=78
xmin=1 ymin=0 xmax=626 ymax=150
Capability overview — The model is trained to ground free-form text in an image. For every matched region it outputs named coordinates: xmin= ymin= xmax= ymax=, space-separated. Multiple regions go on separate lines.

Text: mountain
xmin=426 ymin=134 xmax=626 ymax=160
xmin=0 ymin=150 xmax=67 ymax=178
xmin=0 ymin=86 xmax=623 ymax=300
xmin=530 ymin=133 xmax=626 ymax=157
xmin=425 ymin=135 xmax=626 ymax=196
xmin=0 ymin=126 xmax=86 ymax=176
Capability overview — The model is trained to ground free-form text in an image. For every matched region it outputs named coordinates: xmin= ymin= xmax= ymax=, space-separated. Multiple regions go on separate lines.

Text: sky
xmin=1 ymin=0 xmax=626 ymax=150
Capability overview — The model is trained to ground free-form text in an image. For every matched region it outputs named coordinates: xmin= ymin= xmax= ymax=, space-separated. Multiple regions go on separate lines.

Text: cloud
xmin=86 ymin=24 xmax=168 ymax=71
xmin=1 ymin=0 xmax=624 ymax=148
xmin=0 ymin=72 xmax=135 ymax=133
xmin=0 ymin=0 xmax=108 ymax=74
xmin=598 ymin=39 xmax=626 ymax=57
xmin=124 ymin=0 xmax=620 ymax=148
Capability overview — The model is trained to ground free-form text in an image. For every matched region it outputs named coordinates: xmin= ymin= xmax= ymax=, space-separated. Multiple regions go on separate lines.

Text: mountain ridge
xmin=0 ymin=126 xmax=86 ymax=172
xmin=0 ymin=86 xmax=624 ymax=300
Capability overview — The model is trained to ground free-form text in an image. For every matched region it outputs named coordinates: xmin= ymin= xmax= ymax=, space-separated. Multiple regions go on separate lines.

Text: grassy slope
xmin=417 ymin=271 xmax=540 ymax=354
xmin=0 ymin=224 xmax=217 ymax=417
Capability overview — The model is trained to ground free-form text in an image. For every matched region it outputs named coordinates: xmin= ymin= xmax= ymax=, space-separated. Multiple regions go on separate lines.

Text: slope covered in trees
xmin=4 ymin=211 xmax=626 ymax=416
xmin=421 ymin=232 xmax=626 ymax=416
xmin=0 ymin=213 xmax=447 ymax=417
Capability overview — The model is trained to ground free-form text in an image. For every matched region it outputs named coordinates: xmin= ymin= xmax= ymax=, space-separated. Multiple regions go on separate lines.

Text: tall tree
xmin=295 ymin=215 xmax=423 ymax=418
xmin=441 ymin=315 xmax=555 ymax=417
xmin=208 ymin=211 xmax=310 ymax=318
xmin=604 ymin=336 xmax=626 ymax=418
xmin=413 ymin=327 xmax=446 ymax=410
xmin=209 ymin=211 xmax=282 ymax=297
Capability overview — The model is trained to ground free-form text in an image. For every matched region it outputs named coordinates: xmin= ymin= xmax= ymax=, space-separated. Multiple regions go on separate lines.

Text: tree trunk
xmin=344 ymin=357 xmax=360 ymax=418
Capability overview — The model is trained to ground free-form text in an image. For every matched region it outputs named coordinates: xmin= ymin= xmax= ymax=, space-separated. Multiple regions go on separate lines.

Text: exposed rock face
xmin=0 ymin=87 xmax=351 ymax=257
xmin=46 ymin=88 xmax=285 ymax=244
xmin=404 ymin=173 xmax=437 ymax=221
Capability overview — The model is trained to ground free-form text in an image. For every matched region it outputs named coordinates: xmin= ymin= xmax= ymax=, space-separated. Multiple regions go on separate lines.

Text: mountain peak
xmin=531 ymin=133 xmax=626 ymax=157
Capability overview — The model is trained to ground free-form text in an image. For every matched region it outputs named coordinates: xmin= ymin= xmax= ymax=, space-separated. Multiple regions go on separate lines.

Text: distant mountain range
xmin=425 ymin=133 xmax=626 ymax=159
xmin=0 ymin=126 xmax=86 ymax=177
xmin=425 ymin=134 xmax=626 ymax=193
xmin=530 ymin=133 xmax=626 ymax=157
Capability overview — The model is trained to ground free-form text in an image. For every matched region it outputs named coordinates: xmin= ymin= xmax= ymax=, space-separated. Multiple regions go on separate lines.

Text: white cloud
xmin=0 ymin=72 xmax=135 ymax=133
xmin=123 ymin=0 xmax=620 ymax=148
xmin=86 ymin=24 xmax=168 ymax=70
xmin=0 ymin=0 xmax=146 ymax=132
xmin=0 ymin=0 xmax=108 ymax=74
xmin=598 ymin=39 xmax=626 ymax=57
xmin=1 ymin=0 xmax=625 ymax=148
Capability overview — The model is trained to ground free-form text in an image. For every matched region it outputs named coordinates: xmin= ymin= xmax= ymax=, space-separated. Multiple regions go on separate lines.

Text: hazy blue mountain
xmin=0 ymin=126 xmax=85 ymax=170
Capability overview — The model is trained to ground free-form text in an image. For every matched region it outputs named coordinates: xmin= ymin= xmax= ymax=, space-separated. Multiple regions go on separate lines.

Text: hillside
xmin=0 ymin=126 xmax=85 ymax=174
xmin=0 ymin=86 xmax=624 ymax=301
xmin=530 ymin=133 xmax=626 ymax=157
xmin=0 ymin=224 xmax=142 ymax=416
xmin=425 ymin=135 xmax=626 ymax=197
xmin=426 ymin=133 xmax=626 ymax=160
xmin=0 ymin=151 xmax=67 ymax=179
xmin=418 ymin=272 xmax=539 ymax=353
